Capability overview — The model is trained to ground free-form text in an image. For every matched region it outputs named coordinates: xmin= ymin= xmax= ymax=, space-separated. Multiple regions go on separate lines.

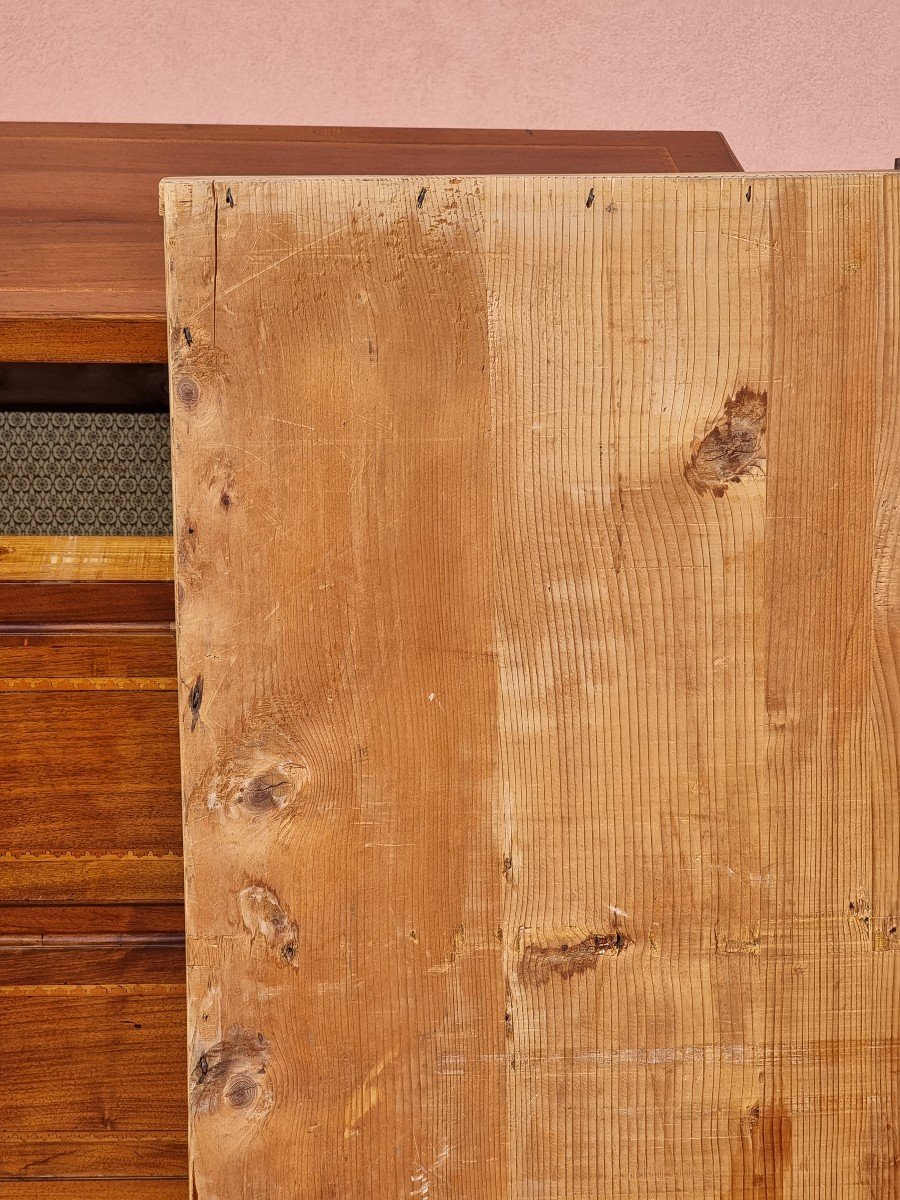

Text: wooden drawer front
xmin=4 ymin=689 xmax=180 ymax=852
xmin=0 ymin=579 xmax=187 ymax=1186
xmin=0 ymin=991 xmax=186 ymax=1134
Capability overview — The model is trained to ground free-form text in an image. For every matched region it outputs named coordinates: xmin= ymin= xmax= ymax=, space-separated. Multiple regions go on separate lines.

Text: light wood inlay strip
xmin=0 ymin=677 xmax=177 ymax=691
xmin=0 ymin=982 xmax=185 ymax=996
xmin=0 ymin=536 xmax=174 ymax=582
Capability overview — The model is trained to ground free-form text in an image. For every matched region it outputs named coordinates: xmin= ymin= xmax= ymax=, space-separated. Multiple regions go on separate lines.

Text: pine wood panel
xmin=163 ymin=174 xmax=898 ymax=1198
xmin=0 ymin=124 xmax=740 ymax=362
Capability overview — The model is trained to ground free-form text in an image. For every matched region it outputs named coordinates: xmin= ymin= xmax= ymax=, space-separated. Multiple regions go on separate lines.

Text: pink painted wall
xmin=2 ymin=0 xmax=897 ymax=171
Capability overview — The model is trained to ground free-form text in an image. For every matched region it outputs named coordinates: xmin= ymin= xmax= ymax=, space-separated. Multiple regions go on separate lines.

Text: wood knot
xmin=176 ymin=376 xmax=200 ymax=409
xmin=188 ymin=675 xmax=203 ymax=731
xmin=875 ymin=915 xmax=899 ymax=950
xmin=240 ymin=768 xmax=291 ymax=813
xmin=224 ymin=1075 xmax=258 ymax=1108
xmin=519 ymin=928 xmax=628 ymax=985
xmin=238 ymin=884 xmax=300 ymax=967
xmin=685 ymin=386 xmax=767 ymax=497
xmin=191 ymin=1028 xmax=270 ymax=1116
xmin=196 ymin=733 xmax=311 ymax=820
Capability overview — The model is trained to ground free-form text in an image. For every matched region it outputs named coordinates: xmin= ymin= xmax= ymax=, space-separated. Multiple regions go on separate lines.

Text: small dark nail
xmin=586 ymin=188 xmax=595 ymax=208
xmin=225 ymin=187 xmax=234 ymax=207
xmin=746 ymin=185 xmax=752 ymax=202
xmin=183 ymin=326 xmax=193 ymax=346
xmin=416 ymin=187 xmax=427 ymax=209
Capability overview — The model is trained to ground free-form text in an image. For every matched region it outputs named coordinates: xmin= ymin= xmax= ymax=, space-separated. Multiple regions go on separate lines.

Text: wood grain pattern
xmin=0 ymin=1184 xmax=186 ymax=1200
xmin=0 ymin=629 xmax=175 ymax=678
xmin=0 ymin=124 xmax=740 ymax=362
xmin=4 ymin=689 xmax=179 ymax=851
xmin=0 ymin=317 xmax=168 ymax=365
xmin=0 ymin=544 xmax=186 ymax=1188
xmin=0 ymin=1133 xmax=186 ymax=1182
xmin=0 ymin=581 xmax=175 ymax=624
xmin=871 ymin=173 xmax=900 ymax=1194
xmin=0 ymin=853 xmax=183 ymax=905
xmin=0 ymin=988 xmax=184 ymax=1128
xmin=0 ymin=537 xmax=173 ymax=582
xmin=163 ymin=174 xmax=898 ymax=1198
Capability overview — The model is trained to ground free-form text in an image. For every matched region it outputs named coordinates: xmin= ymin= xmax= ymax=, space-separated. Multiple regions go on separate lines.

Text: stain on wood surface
xmin=163 ymin=173 xmax=899 ymax=1198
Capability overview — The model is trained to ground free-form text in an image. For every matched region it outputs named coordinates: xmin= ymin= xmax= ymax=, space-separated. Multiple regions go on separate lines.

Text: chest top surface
xmin=0 ymin=123 xmax=741 ymax=362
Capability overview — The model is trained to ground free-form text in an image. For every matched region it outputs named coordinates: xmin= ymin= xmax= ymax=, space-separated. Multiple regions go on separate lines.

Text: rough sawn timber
xmin=163 ymin=173 xmax=900 ymax=1199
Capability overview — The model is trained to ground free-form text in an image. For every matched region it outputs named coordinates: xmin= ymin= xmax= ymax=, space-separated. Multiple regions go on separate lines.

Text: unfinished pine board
xmin=162 ymin=174 xmax=900 ymax=1199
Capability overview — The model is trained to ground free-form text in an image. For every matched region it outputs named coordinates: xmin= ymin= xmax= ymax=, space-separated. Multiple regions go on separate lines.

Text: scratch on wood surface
xmin=162 ymin=174 xmax=899 ymax=1198
xmin=410 ymin=1139 xmax=450 ymax=1197
xmin=184 ymin=221 xmax=354 ymax=324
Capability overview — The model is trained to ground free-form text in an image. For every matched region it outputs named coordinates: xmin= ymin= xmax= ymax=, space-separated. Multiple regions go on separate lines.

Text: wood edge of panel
xmin=0 ymin=120 xmax=737 ymax=146
xmin=157 ymin=171 xmax=895 ymax=220
xmin=159 ymin=169 xmax=896 ymax=188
